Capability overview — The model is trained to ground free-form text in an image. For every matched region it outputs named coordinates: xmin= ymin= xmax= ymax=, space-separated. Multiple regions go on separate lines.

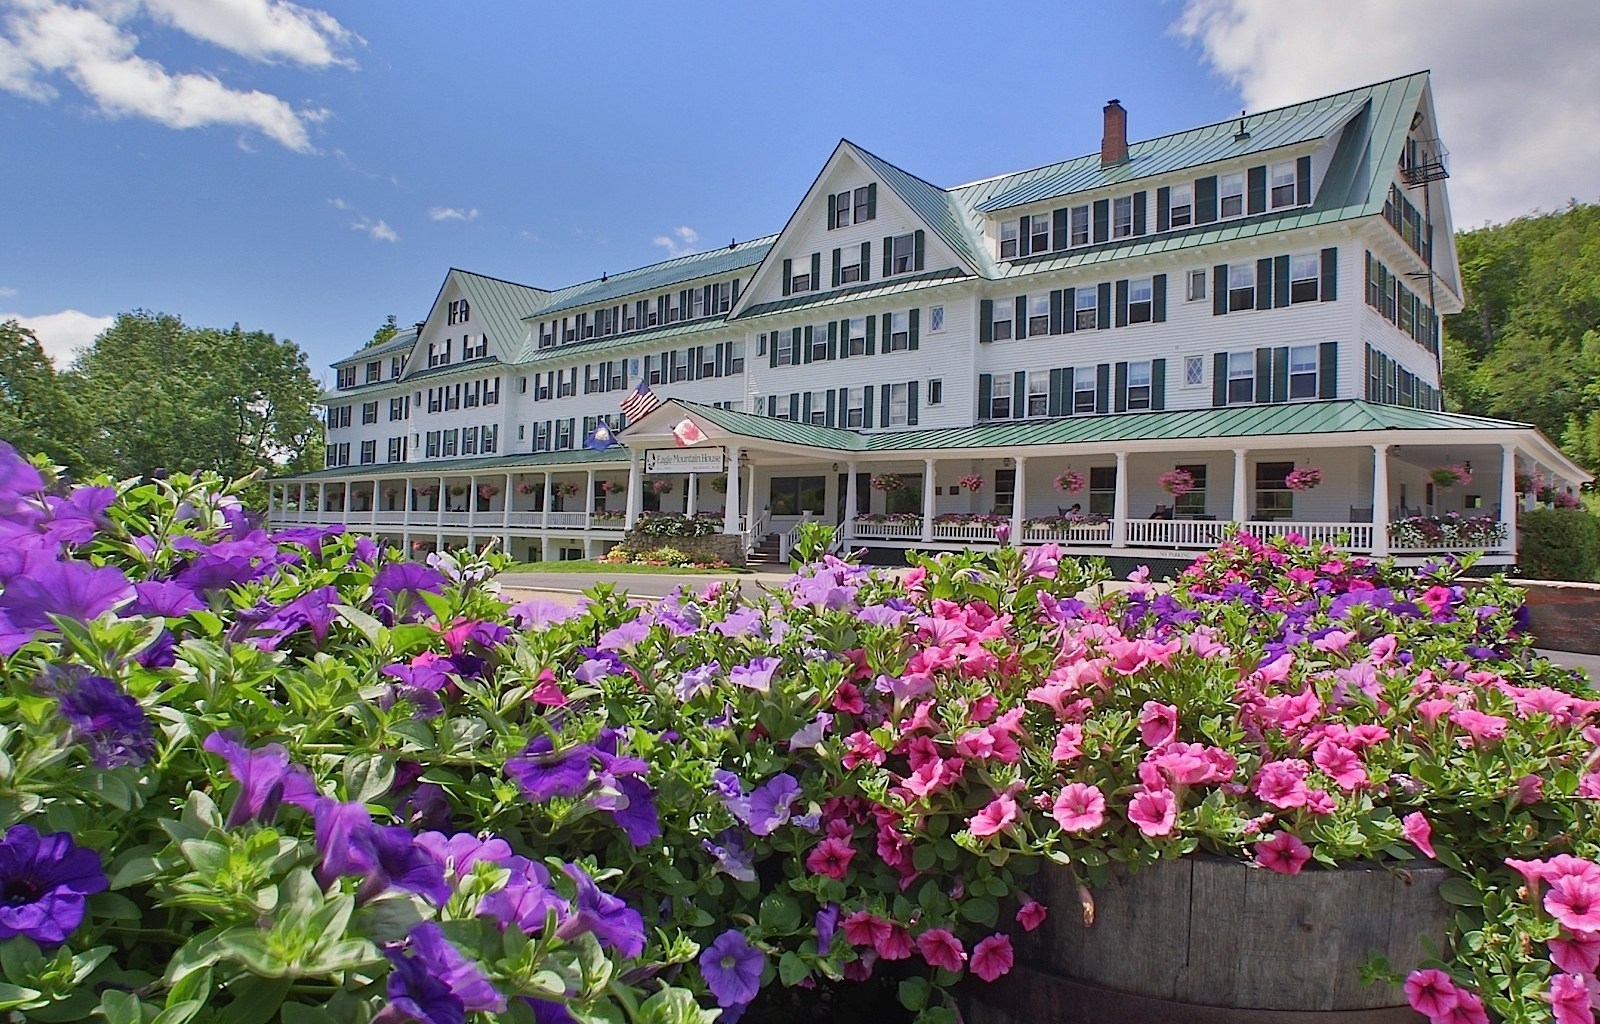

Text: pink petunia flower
xmin=1547 ymin=876 xmax=1600 ymax=934
xmin=1402 ymin=812 xmax=1436 ymax=860
xmin=1550 ymin=931 xmax=1600 ymax=975
xmin=1138 ymin=701 xmax=1178 ymax=748
xmin=1548 ymin=973 xmax=1594 ymax=1024
xmin=842 ymin=911 xmax=891 ymax=949
xmin=969 ymin=934 xmax=1015 ymax=982
xmin=1127 ymin=786 xmax=1177 ymax=837
xmin=1441 ymin=988 xmax=1489 ymax=1024
xmin=1253 ymin=759 xmax=1311 ymax=809
xmin=875 ymin=924 xmax=914 ymax=961
xmin=1404 ymin=969 xmax=1459 ymax=1019
xmin=1051 ymin=783 xmax=1106 ymax=833
xmin=969 ymin=793 xmax=1019 ymax=839
xmin=1051 ymin=723 xmax=1085 ymax=762
xmin=915 ymin=928 xmax=966 ymax=972
xmin=1016 ymin=897 xmax=1048 ymax=932
xmin=804 ymin=837 xmax=856 ymax=880
xmin=1312 ymin=741 xmax=1368 ymax=791
xmin=1256 ymin=831 xmax=1313 ymax=875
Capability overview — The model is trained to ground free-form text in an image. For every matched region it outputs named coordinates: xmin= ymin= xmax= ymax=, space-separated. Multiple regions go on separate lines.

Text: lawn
xmin=504 ymin=559 xmax=754 ymax=575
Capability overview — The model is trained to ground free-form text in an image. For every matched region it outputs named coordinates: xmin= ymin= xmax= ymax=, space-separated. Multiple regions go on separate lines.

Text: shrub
xmin=1519 ymin=507 xmax=1600 ymax=580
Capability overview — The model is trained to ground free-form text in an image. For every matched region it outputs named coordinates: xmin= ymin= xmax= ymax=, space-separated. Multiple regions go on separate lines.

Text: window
xmin=336 ymin=366 xmax=356 ymax=389
xmin=362 ymin=401 xmax=378 ymax=424
xmin=444 ymin=384 xmax=460 ymax=411
xmin=930 ymin=305 xmax=944 ymax=331
xmin=1074 ymin=287 xmax=1097 ymax=331
xmin=688 ymin=290 xmax=705 ymax=320
xmin=1187 ymin=268 xmax=1207 ymax=301
xmin=1089 ymin=466 xmax=1116 ymax=516
xmin=1029 ymin=215 xmax=1050 ymax=253
xmin=790 ymin=262 xmax=812 ymax=293
xmin=808 ymin=392 xmax=827 ymax=425
xmin=988 ymin=376 xmax=1012 ymax=419
xmin=993 ymin=468 xmax=1016 ymax=517
xmin=391 ymin=356 xmax=403 ymax=378
xmin=1073 ymin=367 xmax=1097 ymax=414
xmin=483 ymin=425 xmax=498 ymax=454
xmin=729 ymin=341 xmax=745 ymax=374
xmin=387 ymin=436 xmax=406 ymax=463
xmin=428 ymin=340 xmax=451 ymax=368
xmin=1128 ymin=278 xmax=1153 ymax=324
xmin=1290 ymin=253 xmax=1320 ymax=303
xmin=890 ymin=233 xmax=915 ymax=274
xmin=425 ymin=431 xmax=440 ymax=458
xmin=888 ymin=383 xmax=909 ymax=426
xmin=846 ymin=387 xmax=865 ymax=428
xmin=1220 ymin=173 xmax=1245 ymax=218
xmin=1069 ymin=204 xmax=1090 ymax=246
xmin=365 ymin=361 xmax=381 ymax=383
xmin=463 ymin=334 xmax=488 ymax=360
xmin=810 ymin=327 xmax=828 ymax=362
xmin=1127 ymin=361 xmax=1152 ymax=410
xmin=999 ymin=220 xmax=1019 ymax=259
xmin=700 ymin=348 xmax=717 ymax=378
xmin=465 ymin=380 xmax=481 ymax=407
xmin=887 ymin=312 xmax=909 ymax=352
xmin=1170 ymin=184 xmax=1193 ymax=228
xmin=1112 ymin=196 xmax=1133 ymax=238
xmin=487 ymin=377 xmax=502 ymax=404
xmin=775 ymin=332 xmax=794 ymax=366
xmin=463 ymin=427 xmax=478 ymax=455
xmin=1255 ymin=461 xmax=1294 ymax=519
xmin=1270 ymin=161 xmax=1297 ymax=208
xmin=928 ymin=378 xmax=943 ymax=406
xmin=770 ymin=476 xmax=827 ymax=516
xmin=1027 ymin=373 xmax=1049 ymax=417
xmin=1173 ymin=464 xmax=1207 ymax=517
xmin=1227 ymin=351 xmax=1256 ymax=404
xmin=853 ymin=186 xmax=873 ymax=224
xmin=1184 ymin=355 xmax=1204 ymax=387
xmin=442 ymin=429 xmax=458 ymax=457
xmin=671 ymin=349 xmax=690 ymax=382
xmin=427 ymin=388 xmax=442 ymax=413
xmin=840 ymin=246 xmax=863 ymax=284
xmin=991 ymin=300 xmax=1014 ymax=341
xmin=389 ymin=396 xmax=409 ymax=420
xmin=1228 ymin=263 xmax=1256 ymax=311
xmin=1028 ymin=294 xmax=1050 ymax=335
xmin=833 ymin=192 xmax=851 ymax=228
xmin=555 ymin=420 xmax=573 ymax=450
xmin=360 ymin=439 xmax=376 ymax=465
xmin=1289 ymin=345 xmax=1318 ymax=399
xmin=622 ymin=305 xmax=638 ymax=332
xmin=447 ymin=299 xmax=470 ymax=325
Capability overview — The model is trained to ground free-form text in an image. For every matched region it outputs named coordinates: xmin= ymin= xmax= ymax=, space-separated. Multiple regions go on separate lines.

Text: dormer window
xmin=999 ymin=221 xmax=1019 ymax=259
xmin=713 ymin=281 xmax=734 ymax=313
xmin=336 ymin=366 xmax=356 ymax=389
xmin=1069 ymin=204 xmax=1090 ymax=246
xmin=840 ymin=247 xmax=863 ymax=284
xmin=790 ymin=263 xmax=813 ymax=293
xmin=1170 ymin=184 xmax=1193 ymax=228
xmin=1029 ymin=216 xmax=1050 ymax=253
xmin=390 ymin=356 xmax=403 ymax=378
xmin=688 ymin=289 xmax=705 ymax=319
xmin=889 ymin=233 xmax=916 ymax=275
xmin=1220 ymin=173 xmax=1245 ymax=219
xmin=833 ymin=192 xmax=852 ymax=228
xmin=1112 ymin=196 xmax=1133 ymax=238
xmin=447 ymin=299 xmax=470 ymax=325
xmin=853 ymin=186 xmax=874 ymax=224
xmin=1270 ymin=161 xmax=1298 ymax=208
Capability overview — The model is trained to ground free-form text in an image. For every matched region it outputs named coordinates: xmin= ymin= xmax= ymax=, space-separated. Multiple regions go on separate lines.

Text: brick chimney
xmin=1101 ymin=99 xmax=1128 ymax=166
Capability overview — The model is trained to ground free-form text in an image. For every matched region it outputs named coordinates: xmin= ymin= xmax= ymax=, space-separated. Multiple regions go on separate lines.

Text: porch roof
xmin=275 ymin=447 xmax=628 ymax=484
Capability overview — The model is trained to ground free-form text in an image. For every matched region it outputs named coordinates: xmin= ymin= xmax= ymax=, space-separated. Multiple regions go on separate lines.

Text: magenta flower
xmin=1016 ymin=896 xmax=1048 ymax=932
xmin=970 ymin=934 xmax=1014 ymax=982
xmin=916 ymin=928 xmax=966 ymax=972
xmin=1051 ymin=783 xmax=1105 ymax=833
xmin=805 ymin=837 xmax=856 ymax=880
xmin=1402 ymin=812 xmax=1437 ymax=860
xmin=698 ymin=929 xmax=765 ymax=1009
xmin=1546 ymin=876 xmax=1600 ymax=934
xmin=969 ymin=793 xmax=1019 ymax=839
xmin=0 ymin=824 xmax=108 ymax=947
xmin=876 ymin=923 xmax=914 ymax=960
xmin=1253 ymin=759 xmax=1311 ymax=809
xmin=1405 ymin=969 xmax=1459 ymax=1019
xmin=1127 ymin=787 xmax=1177 ymax=837
xmin=1138 ymin=701 xmax=1178 ymax=748
xmin=1255 ymin=832 xmax=1313 ymax=875
xmin=1548 ymin=973 xmax=1594 ymax=1024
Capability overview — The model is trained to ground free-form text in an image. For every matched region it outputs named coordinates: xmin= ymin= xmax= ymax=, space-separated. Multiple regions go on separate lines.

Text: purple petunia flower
xmin=0 ymin=824 xmax=108 ymax=947
xmin=816 ymin=904 xmax=840 ymax=957
xmin=505 ymin=736 xmax=595 ymax=802
xmin=311 ymin=799 xmax=450 ymax=905
xmin=202 ymin=732 xmax=320 ymax=828
xmin=507 ymin=598 xmax=583 ymax=629
xmin=41 ymin=486 xmax=116 ymax=546
xmin=855 ymin=604 xmax=910 ymax=628
xmin=712 ymin=769 xmax=750 ymax=823
xmin=0 ymin=441 xmax=43 ymax=501
xmin=745 ymin=774 xmax=801 ymax=836
xmin=699 ymin=929 xmax=766 ymax=1009
xmin=702 ymin=830 xmax=756 ymax=882
xmin=0 ymin=554 xmax=134 ymax=654
xmin=371 ymin=562 xmax=449 ymax=622
xmin=594 ymin=775 xmax=661 ymax=847
xmin=377 ymin=950 xmax=464 ymax=1024
xmin=675 ymin=661 xmax=720 ymax=701
xmin=380 ymin=922 xmax=505 ymax=1022
xmin=597 ymin=618 xmax=650 ymax=651
xmin=249 ymin=586 xmax=341 ymax=651
xmin=479 ymin=857 xmax=567 ymax=933
xmin=53 ymin=675 xmax=155 ymax=768
xmin=788 ymin=712 xmax=833 ymax=751
xmin=414 ymin=832 xmax=513 ymax=877
xmin=710 ymin=607 xmax=763 ymax=638
xmin=130 ymin=580 xmax=205 ymax=618
xmin=729 ymin=656 xmax=779 ymax=693
xmin=558 ymin=865 xmax=645 ymax=958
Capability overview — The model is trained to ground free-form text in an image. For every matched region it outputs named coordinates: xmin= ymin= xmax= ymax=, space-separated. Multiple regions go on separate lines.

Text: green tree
xmin=0 ymin=320 xmax=85 ymax=469
xmin=64 ymin=311 xmax=321 ymax=484
xmin=363 ymin=313 xmax=400 ymax=349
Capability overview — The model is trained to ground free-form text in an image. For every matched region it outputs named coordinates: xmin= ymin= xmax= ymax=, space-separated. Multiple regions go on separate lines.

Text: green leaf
xmin=757 ymin=893 xmax=802 ymax=934
xmin=98 ymin=990 xmax=146 ymax=1024
xmin=778 ymin=950 xmax=809 ymax=987
xmin=1437 ymin=878 xmax=1483 ymax=907
xmin=0 ymin=983 xmax=45 ymax=1011
xmin=343 ymin=752 xmax=396 ymax=804
xmin=216 ymin=976 xmax=293 ymax=1024
xmin=898 ymin=976 xmax=930 ymax=1012
xmin=957 ymin=895 xmax=999 ymax=927
xmin=637 ymin=986 xmax=716 ymax=1024
xmin=278 ymin=1004 xmax=341 ymax=1024
xmin=156 ymin=965 xmax=212 ymax=1023
xmin=0 ymin=936 xmax=44 ymax=981
xmin=333 ymin=603 xmax=386 ymax=646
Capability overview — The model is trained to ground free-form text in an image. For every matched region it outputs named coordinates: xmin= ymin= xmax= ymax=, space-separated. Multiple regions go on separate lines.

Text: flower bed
xmin=0 ymin=443 xmax=1595 ymax=1024
xmin=932 ymin=513 xmax=1008 ymax=526
xmin=1024 ymin=513 xmax=1109 ymax=529
xmin=632 ymin=510 xmax=720 ymax=537
xmin=853 ymin=512 xmax=921 ymax=525
xmin=1390 ymin=513 xmax=1508 ymax=549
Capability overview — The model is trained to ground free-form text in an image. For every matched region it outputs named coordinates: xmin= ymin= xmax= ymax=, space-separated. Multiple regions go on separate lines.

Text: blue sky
xmin=3 ymin=0 xmax=1597 ymax=382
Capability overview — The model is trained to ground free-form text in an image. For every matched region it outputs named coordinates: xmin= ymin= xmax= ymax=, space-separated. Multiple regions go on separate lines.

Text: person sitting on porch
xmin=1066 ymin=503 xmax=1082 ymax=517
xmin=1149 ymin=504 xmax=1173 ymax=520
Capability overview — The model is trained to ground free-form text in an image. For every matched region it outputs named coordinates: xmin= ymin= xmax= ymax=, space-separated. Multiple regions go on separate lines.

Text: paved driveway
xmin=498 ymin=568 xmax=792 ymax=602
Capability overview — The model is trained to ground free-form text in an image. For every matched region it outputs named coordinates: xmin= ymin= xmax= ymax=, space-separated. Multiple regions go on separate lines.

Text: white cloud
xmin=356 ymin=218 xmax=396 ymax=242
xmin=142 ymin=0 xmax=358 ymax=68
xmin=428 ymin=206 xmax=478 ymax=222
xmin=1 ymin=308 xmax=115 ymax=365
xmin=1172 ymin=0 xmax=1600 ymax=226
xmin=328 ymin=196 xmax=349 ymax=210
xmin=0 ymin=0 xmax=343 ymax=152
xmin=651 ymin=225 xmax=699 ymax=258
xmin=0 ymin=286 xmax=16 ymax=297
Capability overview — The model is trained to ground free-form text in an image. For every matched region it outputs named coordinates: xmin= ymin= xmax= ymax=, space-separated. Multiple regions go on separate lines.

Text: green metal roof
xmin=333 ymin=326 xmax=418 ymax=368
xmin=529 ymin=237 xmax=776 ymax=322
xmin=519 ymin=316 xmax=729 ymax=366
xmin=667 ymin=399 xmax=1533 ymax=454
xmin=449 ymin=270 xmax=548 ymax=362
xmin=277 ymin=447 xmax=628 ymax=483
xmin=735 ymin=268 xmax=971 ymax=320
xmin=848 ymin=142 xmax=985 ymax=273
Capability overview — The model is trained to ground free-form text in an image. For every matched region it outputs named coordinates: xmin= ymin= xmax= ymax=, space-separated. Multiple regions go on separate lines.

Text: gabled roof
xmin=849 ymin=142 xmax=988 ymax=274
xmin=445 ymin=269 xmax=550 ymax=359
xmin=333 ymin=326 xmax=418 ymax=367
xmin=527 ymin=237 xmax=776 ymax=323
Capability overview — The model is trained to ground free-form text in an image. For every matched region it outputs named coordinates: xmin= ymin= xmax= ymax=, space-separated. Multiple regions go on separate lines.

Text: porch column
xmin=436 ymin=476 xmax=446 ymax=525
xmin=1371 ymin=444 xmax=1391 ymax=557
xmin=404 ymin=477 xmax=414 ymax=516
xmin=370 ymin=483 xmax=379 ymax=530
xmin=1010 ymin=456 xmax=1027 ymax=547
xmin=722 ymin=446 xmax=743 ymax=535
xmin=468 ymin=475 xmax=478 ymax=528
xmin=743 ymin=460 xmax=757 ymax=533
xmin=585 ymin=469 xmax=596 ymax=526
xmin=266 ymin=485 xmax=276 ymax=519
xmin=624 ymin=455 xmax=641 ymax=529
xmin=844 ymin=461 xmax=859 ymax=541
xmin=685 ymin=472 xmax=699 ymax=518
xmin=1500 ymin=443 xmax=1519 ymax=555
xmin=297 ymin=484 xmax=306 ymax=519
xmin=502 ymin=473 xmax=513 ymax=532
xmin=542 ymin=472 xmax=554 ymax=528
xmin=1231 ymin=448 xmax=1249 ymax=524
xmin=921 ymin=459 xmax=937 ymax=544
xmin=1112 ymin=452 xmax=1129 ymax=547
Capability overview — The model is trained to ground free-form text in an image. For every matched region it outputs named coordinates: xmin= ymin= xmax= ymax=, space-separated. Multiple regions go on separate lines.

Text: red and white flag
xmin=671 ymin=417 xmax=705 ymax=447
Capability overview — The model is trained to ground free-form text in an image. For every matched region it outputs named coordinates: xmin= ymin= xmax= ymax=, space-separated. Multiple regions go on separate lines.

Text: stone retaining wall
xmin=1512 ymin=579 xmax=1600 ymax=655
xmin=619 ymin=529 xmax=746 ymax=567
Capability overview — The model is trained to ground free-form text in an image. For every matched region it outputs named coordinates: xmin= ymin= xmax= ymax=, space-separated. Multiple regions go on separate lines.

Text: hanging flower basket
xmin=557 ymin=482 xmax=581 ymax=497
xmin=1158 ymin=468 xmax=1196 ymax=497
xmin=1429 ymin=464 xmax=1472 ymax=488
xmin=478 ymin=484 xmax=499 ymax=500
xmin=515 ymin=481 xmax=535 ymax=495
xmin=1284 ymin=466 xmax=1323 ymax=492
xmin=449 ymin=485 xmax=466 ymax=497
xmin=710 ymin=475 xmax=728 ymax=493
xmin=418 ymin=485 xmax=438 ymax=497
xmin=1555 ymin=491 xmax=1582 ymax=509
xmin=383 ymin=487 xmax=397 ymax=500
xmin=1053 ymin=469 xmax=1086 ymax=494
xmin=599 ymin=480 xmax=620 ymax=494
xmin=870 ymin=474 xmax=907 ymax=492
xmin=646 ymin=479 xmax=675 ymax=495
xmin=956 ymin=474 xmax=985 ymax=493
xmin=1515 ymin=471 xmax=1540 ymax=494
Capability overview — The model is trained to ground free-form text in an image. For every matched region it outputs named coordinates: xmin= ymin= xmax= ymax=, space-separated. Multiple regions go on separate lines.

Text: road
xmin=497 ymin=568 xmax=794 ymax=602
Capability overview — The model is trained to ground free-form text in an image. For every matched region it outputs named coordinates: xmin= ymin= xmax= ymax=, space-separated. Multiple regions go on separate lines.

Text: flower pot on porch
xmin=963 ymin=855 xmax=1449 ymax=1024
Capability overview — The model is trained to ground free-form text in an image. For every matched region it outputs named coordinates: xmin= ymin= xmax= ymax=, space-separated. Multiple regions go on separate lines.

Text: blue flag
xmin=584 ymin=422 xmax=618 ymax=451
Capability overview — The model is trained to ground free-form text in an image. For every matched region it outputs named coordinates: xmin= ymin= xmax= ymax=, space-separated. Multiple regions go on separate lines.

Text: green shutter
xmin=810 ymin=253 xmax=821 ymax=289
xmin=977 ymin=374 xmax=992 ymax=420
xmin=1018 ymin=215 xmax=1031 ymax=257
xmin=1254 ymin=347 xmax=1272 ymax=403
xmin=1321 ymin=247 xmax=1338 ymax=301
xmin=826 ymin=323 xmax=838 ymax=361
xmin=979 ymin=299 xmax=994 ymax=343
xmin=860 ymin=241 xmax=871 ymax=283
xmin=1213 ymin=265 xmax=1228 ymax=316
xmin=802 ymin=392 xmax=813 ymax=421
xmin=913 ymin=230 xmax=925 ymax=271
xmin=1048 ymin=368 xmax=1065 ymax=417
xmin=1213 ymin=352 xmax=1228 ymax=407
xmin=1132 ymin=191 xmax=1147 ymax=235
xmin=1256 ymin=257 xmax=1273 ymax=311
xmin=880 ymin=385 xmax=891 ymax=426
xmin=1093 ymin=199 xmax=1109 ymax=243
xmin=882 ymin=236 xmax=893 ymax=277
xmin=1063 ymin=287 xmax=1076 ymax=333
xmin=781 ymin=260 xmax=792 ymax=297
xmin=1095 ymin=363 xmax=1111 ymax=413
xmin=1012 ymin=370 xmax=1026 ymax=420
xmin=1271 ymin=346 xmax=1289 ymax=403
xmin=1015 ymin=296 xmax=1028 ymax=340
xmin=1056 ymin=365 xmax=1074 ymax=416
xmin=1114 ymin=361 xmax=1128 ymax=412
xmin=832 ymin=320 xmax=843 ymax=360
xmin=766 ymin=333 xmax=777 ymax=368
xmin=1096 ymin=282 xmax=1112 ymax=330
xmin=1156 ymin=187 xmax=1170 ymax=231
xmin=831 ymin=248 xmax=842 ymax=288
xmin=865 ymin=315 xmax=876 ymax=356
xmin=825 ymin=388 xmax=837 ymax=426
xmin=1115 ymin=279 xmax=1129 ymax=327
xmin=767 ymin=395 xmax=776 ymax=416
xmin=1247 ymin=166 xmax=1266 ymax=214
xmin=1318 ymin=341 xmax=1338 ymax=399
xmin=1049 ymin=289 xmax=1064 ymax=334
xmin=1052 ymin=208 xmax=1068 ymax=251
xmin=907 ymin=380 xmax=919 ymax=425
xmin=863 ymin=385 xmax=874 ymax=427
xmin=1152 ymin=274 xmax=1167 ymax=322
xmin=1296 ymin=155 xmax=1312 ymax=205
xmin=1273 ymin=255 xmax=1291 ymax=308
xmin=1151 ymin=358 xmax=1167 ymax=410
xmin=800 ymin=327 xmax=812 ymax=364
xmin=908 ymin=308 xmax=920 ymax=349
xmin=865 ymin=183 xmax=877 ymax=219
xmin=826 ymin=193 xmax=837 ymax=230
xmin=1195 ymin=176 xmax=1218 ymax=223
xmin=789 ymin=393 xmax=800 ymax=421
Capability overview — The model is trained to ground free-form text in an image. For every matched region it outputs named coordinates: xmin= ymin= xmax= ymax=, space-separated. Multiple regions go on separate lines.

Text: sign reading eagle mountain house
xmin=645 ymin=448 xmax=726 ymax=474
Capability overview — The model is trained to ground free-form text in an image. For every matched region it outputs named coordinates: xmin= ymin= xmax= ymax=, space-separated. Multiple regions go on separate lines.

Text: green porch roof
xmin=668 ymin=399 xmax=1532 ymax=454
xmin=276 ymin=447 xmax=628 ymax=484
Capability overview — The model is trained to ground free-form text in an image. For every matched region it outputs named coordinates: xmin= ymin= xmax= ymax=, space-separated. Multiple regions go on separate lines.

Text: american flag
xmin=619 ymin=382 xmax=660 ymax=423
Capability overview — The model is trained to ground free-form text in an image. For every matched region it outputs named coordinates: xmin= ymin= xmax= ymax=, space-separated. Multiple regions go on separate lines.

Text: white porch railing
xmin=544 ymin=511 xmax=587 ymax=529
xmin=1022 ymin=522 xmax=1114 ymax=545
xmin=1237 ymin=521 xmax=1376 ymax=549
xmin=374 ymin=511 xmax=407 ymax=526
xmin=931 ymin=521 xmax=998 ymax=543
xmin=1123 ymin=519 xmax=1233 ymax=549
xmin=851 ymin=519 xmax=921 ymax=540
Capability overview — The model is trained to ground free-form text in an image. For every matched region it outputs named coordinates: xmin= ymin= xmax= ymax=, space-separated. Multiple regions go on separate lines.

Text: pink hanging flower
xmin=1549 ymin=932 xmax=1600 ymax=975
xmin=1546 ymin=876 xmax=1600 ymax=934
xmin=1253 ymin=759 xmax=1311 ymax=809
xmin=1255 ymin=831 xmax=1313 ymax=875
xmin=1051 ymin=783 xmax=1106 ymax=833
xmin=1402 ymin=812 xmax=1436 ymax=859
xmin=875 ymin=924 xmax=914 ymax=961
xmin=969 ymin=793 xmax=1019 ymax=839
xmin=1404 ymin=969 xmax=1460 ymax=1019
xmin=1444 ymin=989 xmax=1490 ymax=1024
xmin=1138 ymin=701 xmax=1178 ymax=748
xmin=1051 ymin=723 xmax=1085 ymax=762
xmin=1015 ymin=897 xmax=1048 ymax=932
xmin=969 ymin=934 xmax=1015 ymax=982
xmin=1127 ymin=786 xmax=1177 ymax=837
xmin=1548 ymin=973 xmax=1595 ymax=1024
xmin=915 ymin=928 xmax=966 ymax=972
xmin=804 ymin=837 xmax=856 ymax=880
xmin=842 ymin=911 xmax=891 ymax=949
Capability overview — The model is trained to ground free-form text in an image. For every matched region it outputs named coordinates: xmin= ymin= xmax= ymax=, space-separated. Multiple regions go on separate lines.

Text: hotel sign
xmin=645 ymin=448 xmax=726 ymax=474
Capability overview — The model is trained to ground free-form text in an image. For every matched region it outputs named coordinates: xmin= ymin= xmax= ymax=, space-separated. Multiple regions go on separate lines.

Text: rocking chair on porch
xmin=1349 ymin=506 xmax=1373 ymax=523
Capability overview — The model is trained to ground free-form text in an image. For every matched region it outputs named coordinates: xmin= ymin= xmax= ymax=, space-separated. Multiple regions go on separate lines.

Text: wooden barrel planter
xmin=962 ymin=855 xmax=1450 ymax=1024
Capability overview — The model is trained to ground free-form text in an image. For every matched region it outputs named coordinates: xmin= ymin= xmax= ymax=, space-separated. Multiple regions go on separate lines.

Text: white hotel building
xmin=272 ymin=72 xmax=1587 ymax=570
